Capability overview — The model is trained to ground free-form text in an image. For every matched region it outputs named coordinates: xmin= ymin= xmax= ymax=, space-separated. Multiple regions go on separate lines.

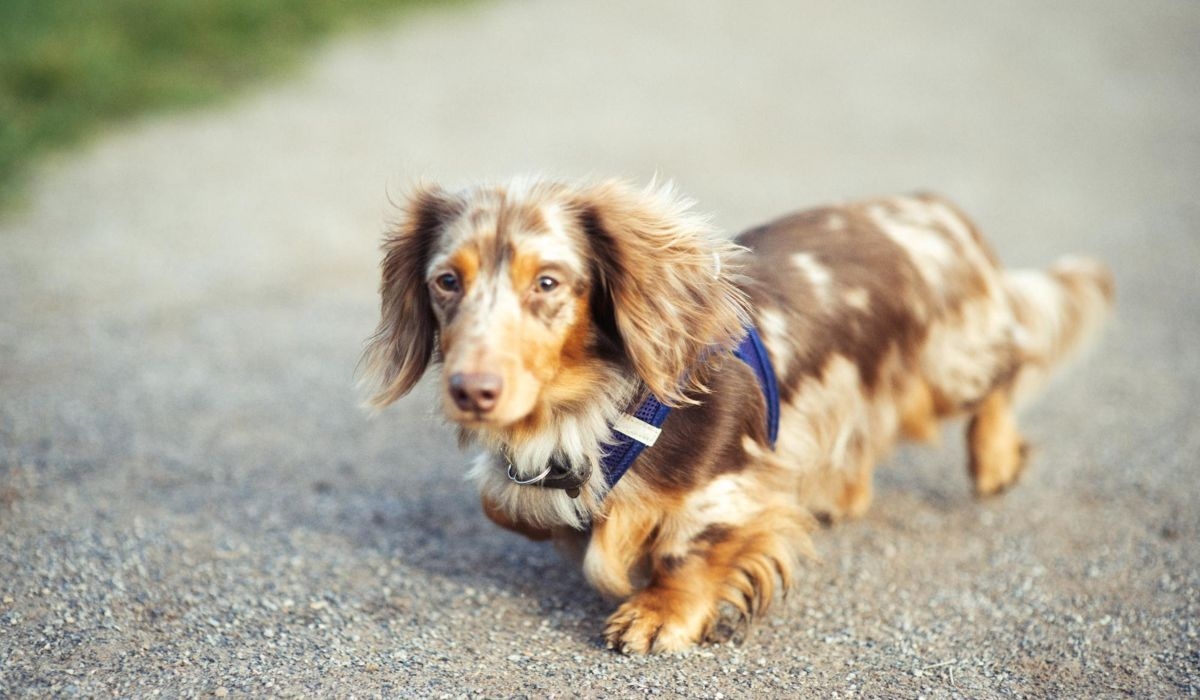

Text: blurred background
xmin=1 ymin=0 xmax=1197 ymax=696
xmin=0 ymin=0 xmax=449 ymax=205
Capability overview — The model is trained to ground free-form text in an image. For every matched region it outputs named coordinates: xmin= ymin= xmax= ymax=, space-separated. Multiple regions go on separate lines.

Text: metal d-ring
xmin=506 ymin=461 xmax=552 ymax=485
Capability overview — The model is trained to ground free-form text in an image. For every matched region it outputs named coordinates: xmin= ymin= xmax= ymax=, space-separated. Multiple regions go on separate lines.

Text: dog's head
xmin=361 ymin=178 xmax=748 ymax=434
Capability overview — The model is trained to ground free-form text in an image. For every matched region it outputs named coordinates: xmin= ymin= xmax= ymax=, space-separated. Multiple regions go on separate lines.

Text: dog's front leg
xmin=602 ymin=505 xmax=807 ymax=654
xmin=602 ymin=534 xmax=729 ymax=653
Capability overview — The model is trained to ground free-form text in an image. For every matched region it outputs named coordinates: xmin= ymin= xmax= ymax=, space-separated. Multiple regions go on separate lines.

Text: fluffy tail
xmin=1003 ymin=256 xmax=1114 ymax=405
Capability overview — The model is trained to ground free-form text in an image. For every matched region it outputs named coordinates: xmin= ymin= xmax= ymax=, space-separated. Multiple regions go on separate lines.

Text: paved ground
xmin=2 ymin=0 xmax=1198 ymax=696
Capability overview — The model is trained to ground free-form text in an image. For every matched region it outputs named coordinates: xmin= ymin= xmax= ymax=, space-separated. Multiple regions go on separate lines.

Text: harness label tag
xmin=612 ymin=414 xmax=663 ymax=447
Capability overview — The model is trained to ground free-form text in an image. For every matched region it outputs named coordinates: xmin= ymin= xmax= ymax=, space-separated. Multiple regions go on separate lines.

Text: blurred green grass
xmin=0 ymin=0 xmax=443 ymax=206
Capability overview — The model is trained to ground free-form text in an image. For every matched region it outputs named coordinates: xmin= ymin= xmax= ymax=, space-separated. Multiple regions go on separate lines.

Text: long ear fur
xmin=360 ymin=184 xmax=462 ymax=408
xmin=574 ymin=179 xmax=749 ymax=406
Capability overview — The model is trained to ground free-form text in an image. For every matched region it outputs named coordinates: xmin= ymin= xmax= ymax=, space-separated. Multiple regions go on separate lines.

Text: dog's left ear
xmin=574 ymin=180 xmax=749 ymax=406
xmin=360 ymin=184 xmax=463 ymax=408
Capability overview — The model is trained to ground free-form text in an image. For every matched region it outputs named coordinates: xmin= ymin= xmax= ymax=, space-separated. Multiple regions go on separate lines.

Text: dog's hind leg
xmin=967 ymin=257 xmax=1112 ymax=496
xmin=1003 ymin=257 xmax=1114 ymax=406
xmin=967 ymin=388 xmax=1028 ymax=496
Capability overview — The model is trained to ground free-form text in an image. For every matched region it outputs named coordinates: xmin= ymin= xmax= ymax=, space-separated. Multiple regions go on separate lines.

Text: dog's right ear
xmin=360 ymin=184 xmax=461 ymax=408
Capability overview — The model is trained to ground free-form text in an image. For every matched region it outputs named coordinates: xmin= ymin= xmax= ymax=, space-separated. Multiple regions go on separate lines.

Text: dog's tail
xmin=1003 ymin=256 xmax=1114 ymax=405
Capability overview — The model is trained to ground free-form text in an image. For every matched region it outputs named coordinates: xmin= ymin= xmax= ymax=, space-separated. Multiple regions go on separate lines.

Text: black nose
xmin=448 ymin=372 xmax=503 ymax=413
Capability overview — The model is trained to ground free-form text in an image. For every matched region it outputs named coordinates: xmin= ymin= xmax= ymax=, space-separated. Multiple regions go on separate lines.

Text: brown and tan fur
xmin=361 ymin=178 xmax=1113 ymax=654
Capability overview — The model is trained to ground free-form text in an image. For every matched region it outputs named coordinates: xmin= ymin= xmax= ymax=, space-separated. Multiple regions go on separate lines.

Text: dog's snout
xmin=449 ymin=372 xmax=503 ymax=413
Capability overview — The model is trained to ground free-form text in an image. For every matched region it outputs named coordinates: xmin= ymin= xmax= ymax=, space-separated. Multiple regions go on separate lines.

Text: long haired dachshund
xmin=361 ymin=178 xmax=1112 ymax=653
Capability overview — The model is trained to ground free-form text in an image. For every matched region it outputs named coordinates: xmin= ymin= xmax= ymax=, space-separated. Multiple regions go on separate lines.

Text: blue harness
xmin=515 ymin=325 xmax=780 ymax=497
xmin=599 ymin=325 xmax=780 ymax=488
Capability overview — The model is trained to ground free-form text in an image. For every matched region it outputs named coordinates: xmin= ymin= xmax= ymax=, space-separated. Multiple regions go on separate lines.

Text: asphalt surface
xmin=1 ymin=1 xmax=1198 ymax=697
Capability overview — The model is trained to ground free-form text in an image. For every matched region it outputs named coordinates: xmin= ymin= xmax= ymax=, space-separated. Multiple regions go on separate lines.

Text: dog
xmin=361 ymin=178 xmax=1112 ymax=654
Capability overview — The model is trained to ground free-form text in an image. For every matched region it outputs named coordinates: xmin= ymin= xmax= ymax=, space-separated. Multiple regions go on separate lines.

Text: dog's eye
xmin=434 ymin=272 xmax=460 ymax=293
xmin=536 ymin=275 xmax=559 ymax=293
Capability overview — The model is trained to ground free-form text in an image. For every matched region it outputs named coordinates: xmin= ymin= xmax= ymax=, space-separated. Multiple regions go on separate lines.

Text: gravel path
xmin=2 ymin=1 xmax=1198 ymax=696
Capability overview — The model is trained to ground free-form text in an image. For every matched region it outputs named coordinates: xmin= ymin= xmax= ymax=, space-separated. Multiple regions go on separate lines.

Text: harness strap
xmin=598 ymin=392 xmax=673 ymax=488
xmin=732 ymin=326 xmax=781 ymax=446
xmin=598 ymin=325 xmax=779 ymax=488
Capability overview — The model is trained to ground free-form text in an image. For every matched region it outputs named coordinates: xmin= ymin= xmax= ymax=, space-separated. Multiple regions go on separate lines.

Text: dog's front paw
xmin=604 ymin=592 xmax=707 ymax=654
